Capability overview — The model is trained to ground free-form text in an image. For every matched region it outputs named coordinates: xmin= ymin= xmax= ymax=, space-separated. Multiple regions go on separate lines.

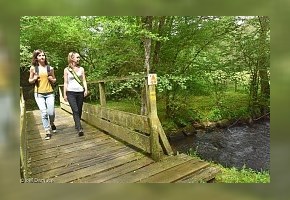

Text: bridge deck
xmin=25 ymin=108 xmax=220 ymax=183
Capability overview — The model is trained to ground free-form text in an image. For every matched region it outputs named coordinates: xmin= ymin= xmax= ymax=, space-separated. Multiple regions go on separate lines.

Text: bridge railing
xmin=20 ymin=87 xmax=28 ymax=178
xmin=59 ymin=75 xmax=173 ymax=160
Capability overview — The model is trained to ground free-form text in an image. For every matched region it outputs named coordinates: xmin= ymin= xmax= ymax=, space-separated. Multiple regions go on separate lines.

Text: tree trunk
xmin=249 ymin=67 xmax=259 ymax=118
xmin=258 ymin=16 xmax=270 ymax=115
xmin=140 ymin=16 xmax=153 ymax=115
xmin=152 ymin=16 xmax=166 ymax=72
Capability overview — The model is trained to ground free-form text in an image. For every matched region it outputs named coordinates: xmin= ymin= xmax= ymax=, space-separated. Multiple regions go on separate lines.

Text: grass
xmin=106 ymin=99 xmax=141 ymax=114
xmin=103 ymin=91 xmax=250 ymax=132
xmin=187 ymin=149 xmax=270 ymax=183
xmin=187 ymin=91 xmax=249 ymax=121
xmin=214 ymin=164 xmax=270 ymax=183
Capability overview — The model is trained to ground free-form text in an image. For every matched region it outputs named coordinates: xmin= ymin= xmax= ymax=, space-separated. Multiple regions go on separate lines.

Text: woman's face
xmin=72 ymin=53 xmax=80 ymax=65
xmin=37 ymin=52 xmax=46 ymax=63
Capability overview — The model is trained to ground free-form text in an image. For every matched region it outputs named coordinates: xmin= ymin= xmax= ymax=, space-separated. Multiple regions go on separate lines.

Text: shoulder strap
xmin=35 ymin=65 xmax=50 ymax=74
xmin=67 ymin=67 xmax=84 ymax=89
xmin=35 ymin=65 xmax=39 ymax=75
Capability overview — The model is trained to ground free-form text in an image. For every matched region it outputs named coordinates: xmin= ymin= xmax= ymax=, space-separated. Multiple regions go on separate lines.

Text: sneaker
xmin=51 ymin=124 xmax=56 ymax=133
xmin=45 ymin=130 xmax=52 ymax=140
xmin=78 ymin=129 xmax=84 ymax=137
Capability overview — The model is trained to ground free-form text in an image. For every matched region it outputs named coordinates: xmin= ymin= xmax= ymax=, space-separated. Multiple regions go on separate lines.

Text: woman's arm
xmin=48 ymin=67 xmax=56 ymax=83
xmin=63 ymin=68 xmax=68 ymax=101
xmin=82 ymin=67 xmax=88 ymax=97
xmin=28 ymin=66 xmax=38 ymax=84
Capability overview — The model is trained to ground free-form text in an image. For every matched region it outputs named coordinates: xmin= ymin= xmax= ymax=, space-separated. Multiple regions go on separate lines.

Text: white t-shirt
xmin=66 ymin=67 xmax=84 ymax=92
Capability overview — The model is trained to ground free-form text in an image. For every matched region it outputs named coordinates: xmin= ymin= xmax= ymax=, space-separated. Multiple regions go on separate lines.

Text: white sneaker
xmin=51 ymin=124 xmax=56 ymax=133
xmin=45 ymin=130 xmax=51 ymax=140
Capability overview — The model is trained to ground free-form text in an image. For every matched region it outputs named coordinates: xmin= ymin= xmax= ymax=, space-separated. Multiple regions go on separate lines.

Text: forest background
xmin=20 ymin=16 xmax=270 ymax=133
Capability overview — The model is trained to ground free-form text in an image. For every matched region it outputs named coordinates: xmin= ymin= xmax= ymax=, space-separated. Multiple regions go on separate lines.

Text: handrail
xmin=58 ymin=74 xmax=147 ymax=87
xmin=58 ymin=74 xmax=173 ymax=160
xmin=90 ymin=74 xmax=147 ymax=83
xmin=20 ymin=87 xmax=28 ymax=178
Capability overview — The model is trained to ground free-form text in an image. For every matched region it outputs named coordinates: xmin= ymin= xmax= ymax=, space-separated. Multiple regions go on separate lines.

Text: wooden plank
xmin=33 ymin=146 xmax=134 ymax=178
xmin=99 ymin=82 xmax=106 ymax=106
xmin=27 ymin=127 xmax=97 ymax=141
xmin=86 ymin=74 xmax=146 ymax=84
xmin=31 ymin=144 xmax=128 ymax=175
xmin=176 ymin=166 xmax=221 ymax=183
xmin=20 ymin=94 xmax=28 ymax=178
xmin=157 ymin=118 xmax=173 ymax=155
xmin=27 ymin=130 xmax=108 ymax=153
xmin=27 ymin=126 xmax=98 ymax=141
xmin=82 ymin=112 xmax=151 ymax=153
xmin=28 ymin=133 xmax=109 ymax=155
xmin=74 ymin=156 xmax=154 ymax=183
xmin=52 ymin=151 xmax=145 ymax=183
xmin=30 ymin=138 xmax=114 ymax=167
xmin=82 ymin=104 xmax=150 ymax=134
xmin=103 ymin=154 xmax=193 ymax=183
xmin=60 ymin=102 xmax=72 ymax=113
xmin=137 ymin=159 xmax=209 ymax=183
xmin=24 ymin=108 xmax=219 ymax=184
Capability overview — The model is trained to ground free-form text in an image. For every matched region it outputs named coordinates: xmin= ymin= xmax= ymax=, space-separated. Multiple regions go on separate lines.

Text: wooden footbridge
xmin=20 ymin=75 xmax=220 ymax=183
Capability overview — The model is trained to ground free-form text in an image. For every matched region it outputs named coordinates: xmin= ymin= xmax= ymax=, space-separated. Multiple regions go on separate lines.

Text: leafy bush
xmin=166 ymin=99 xmax=201 ymax=127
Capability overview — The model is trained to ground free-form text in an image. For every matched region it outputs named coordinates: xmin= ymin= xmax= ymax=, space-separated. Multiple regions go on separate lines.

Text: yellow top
xmin=34 ymin=66 xmax=53 ymax=93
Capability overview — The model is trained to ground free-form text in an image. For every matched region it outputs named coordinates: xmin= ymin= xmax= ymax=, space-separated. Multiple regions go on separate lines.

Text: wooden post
xmin=148 ymin=83 xmax=162 ymax=161
xmin=99 ymin=82 xmax=106 ymax=106
xmin=58 ymin=86 xmax=64 ymax=103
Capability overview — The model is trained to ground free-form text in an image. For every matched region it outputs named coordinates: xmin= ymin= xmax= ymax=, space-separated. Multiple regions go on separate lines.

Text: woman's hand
xmin=33 ymin=74 xmax=39 ymax=82
xmin=48 ymin=75 xmax=55 ymax=83
xmin=64 ymin=95 xmax=68 ymax=102
xmin=84 ymin=90 xmax=88 ymax=97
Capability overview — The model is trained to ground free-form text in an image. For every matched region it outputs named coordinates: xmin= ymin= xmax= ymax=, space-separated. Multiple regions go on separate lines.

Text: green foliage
xmin=106 ymin=99 xmax=140 ymax=114
xmin=215 ymin=164 xmax=270 ymax=183
xmin=20 ymin=16 xmax=269 ymax=123
xmin=165 ymin=99 xmax=197 ymax=127
xmin=20 ymin=44 xmax=31 ymax=72
xmin=105 ymin=72 xmax=145 ymax=101
xmin=207 ymin=107 xmax=223 ymax=121
xmin=187 ymin=149 xmax=270 ymax=183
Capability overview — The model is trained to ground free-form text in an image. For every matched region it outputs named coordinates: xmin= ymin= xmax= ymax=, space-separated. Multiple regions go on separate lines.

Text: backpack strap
xmin=35 ymin=65 xmax=51 ymax=75
xmin=66 ymin=67 xmax=84 ymax=89
xmin=34 ymin=65 xmax=54 ymax=93
xmin=47 ymin=65 xmax=51 ymax=75
xmin=35 ymin=65 xmax=39 ymax=75
xmin=34 ymin=65 xmax=39 ymax=88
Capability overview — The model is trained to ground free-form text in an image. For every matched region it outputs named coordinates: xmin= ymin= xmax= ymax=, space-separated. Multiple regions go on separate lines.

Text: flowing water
xmin=169 ymin=120 xmax=270 ymax=172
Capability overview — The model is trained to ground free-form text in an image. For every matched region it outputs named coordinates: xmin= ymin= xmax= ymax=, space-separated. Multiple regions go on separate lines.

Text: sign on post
xmin=148 ymin=74 xmax=157 ymax=85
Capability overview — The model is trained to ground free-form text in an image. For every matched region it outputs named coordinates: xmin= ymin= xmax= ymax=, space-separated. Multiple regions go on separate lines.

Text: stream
xmin=169 ymin=119 xmax=270 ymax=172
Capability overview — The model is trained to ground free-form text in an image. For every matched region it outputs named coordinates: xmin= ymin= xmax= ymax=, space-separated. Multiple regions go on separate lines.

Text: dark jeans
xmin=66 ymin=91 xmax=84 ymax=131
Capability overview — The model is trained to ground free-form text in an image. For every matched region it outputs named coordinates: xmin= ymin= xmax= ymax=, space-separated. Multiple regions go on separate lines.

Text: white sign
xmin=148 ymin=74 xmax=157 ymax=85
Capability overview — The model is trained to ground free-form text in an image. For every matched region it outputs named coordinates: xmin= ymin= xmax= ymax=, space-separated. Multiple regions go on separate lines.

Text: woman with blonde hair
xmin=63 ymin=52 xmax=88 ymax=136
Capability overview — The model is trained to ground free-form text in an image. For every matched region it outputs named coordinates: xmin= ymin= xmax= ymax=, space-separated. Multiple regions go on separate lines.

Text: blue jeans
xmin=34 ymin=93 xmax=55 ymax=131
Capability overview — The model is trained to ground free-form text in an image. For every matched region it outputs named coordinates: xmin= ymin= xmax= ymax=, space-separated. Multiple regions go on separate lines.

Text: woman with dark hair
xmin=28 ymin=49 xmax=57 ymax=140
xmin=63 ymin=52 xmax=88 ymax=136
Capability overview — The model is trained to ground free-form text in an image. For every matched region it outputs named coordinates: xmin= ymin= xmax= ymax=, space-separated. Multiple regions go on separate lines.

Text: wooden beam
xmin=148 ymin=85 xmax=162 ymax=161
xmin=98 ymin=82 xmax=106 ymax=106
xmin=82 ymin=112 xmax=151 ymax=153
